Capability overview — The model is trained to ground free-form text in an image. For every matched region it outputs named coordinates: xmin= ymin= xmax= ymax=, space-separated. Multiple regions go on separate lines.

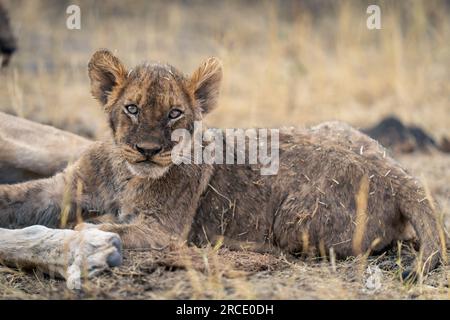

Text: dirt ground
xmin=0 ymin=0 xmax=449 ymax=300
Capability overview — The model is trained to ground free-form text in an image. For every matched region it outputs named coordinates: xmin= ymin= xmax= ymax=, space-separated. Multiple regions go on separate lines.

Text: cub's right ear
xmin=88 ymin=49 xmax=127 ymax=105
xmin=189 ymin=57 xmax=223 ymax=115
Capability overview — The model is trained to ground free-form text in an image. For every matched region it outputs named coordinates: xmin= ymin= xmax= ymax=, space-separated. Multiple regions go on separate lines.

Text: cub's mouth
xmin=120 ymin=145 xmax=173 ymax=167
xmin=133 ymin=152 xmax=173 ymax=167
xmin=121 ymin=146 xmax=174 ymax=178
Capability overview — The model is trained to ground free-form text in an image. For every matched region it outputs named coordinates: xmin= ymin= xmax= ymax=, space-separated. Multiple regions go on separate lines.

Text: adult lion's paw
xmin=65 ymin=228 xmax=122 ymax=290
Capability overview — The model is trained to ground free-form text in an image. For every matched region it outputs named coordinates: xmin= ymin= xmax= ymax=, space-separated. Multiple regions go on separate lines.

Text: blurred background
xmin=0 ymin=0 xmax=449 ymax=140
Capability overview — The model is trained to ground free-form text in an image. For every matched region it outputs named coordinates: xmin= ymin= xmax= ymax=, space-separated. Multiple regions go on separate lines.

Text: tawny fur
xmin=0 ymin=50 xmax=446 ymax=278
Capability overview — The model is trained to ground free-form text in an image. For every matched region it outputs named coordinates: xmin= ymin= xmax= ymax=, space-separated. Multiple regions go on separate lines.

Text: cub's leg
xmin=397 ymin=182 xmax=445 ymax=279
xmin=0 ymin=173 xmax=69 ymax=228
xmin=273 ymin=173 xmax=443 ymax=278
xmin=76 ymin=219 xmax=179 ymax=250
xmin=0 ymin=225 xmax=122 ymax=289
xmin=272 ymin=188 xmax=365 ymax=258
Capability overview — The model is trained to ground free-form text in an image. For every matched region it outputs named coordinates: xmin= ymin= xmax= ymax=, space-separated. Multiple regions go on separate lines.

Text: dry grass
xmin=0 ymin=0 xmax=449 ymax=299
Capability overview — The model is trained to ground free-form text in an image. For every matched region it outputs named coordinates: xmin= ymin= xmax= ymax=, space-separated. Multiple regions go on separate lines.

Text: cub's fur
xmin=0 ymin=50 xmax=445 ymax=278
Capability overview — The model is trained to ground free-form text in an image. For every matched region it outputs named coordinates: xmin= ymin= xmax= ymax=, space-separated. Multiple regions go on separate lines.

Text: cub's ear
xmin=190 ymin=57 xmax=223 ymax=114
xmin=88 ymin=49 xmax=127 ymax=105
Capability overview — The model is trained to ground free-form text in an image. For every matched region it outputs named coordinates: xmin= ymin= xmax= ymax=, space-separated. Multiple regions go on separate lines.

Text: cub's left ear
xmin=190 ymin=57 xmax=223 ymax=114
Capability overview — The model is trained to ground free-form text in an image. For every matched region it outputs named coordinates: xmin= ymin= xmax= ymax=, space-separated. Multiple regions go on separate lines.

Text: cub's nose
xmin=135 ymin=142 xmax=163 ymax=158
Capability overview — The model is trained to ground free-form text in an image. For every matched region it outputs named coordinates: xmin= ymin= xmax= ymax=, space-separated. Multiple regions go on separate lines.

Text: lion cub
xmin=0 ymin=50 xmax=445 ymax=280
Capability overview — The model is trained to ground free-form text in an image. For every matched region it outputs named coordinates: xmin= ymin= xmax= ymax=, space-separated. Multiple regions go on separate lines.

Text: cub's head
xmin=88 ymin=49 xmax=222 ymax=178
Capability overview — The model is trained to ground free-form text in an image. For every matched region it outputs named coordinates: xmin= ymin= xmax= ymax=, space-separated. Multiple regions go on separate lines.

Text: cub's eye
xmin=168 ymin=108 xmax=183 ymax=120
xmin=125 ymin=104 xmax=139 ymax=115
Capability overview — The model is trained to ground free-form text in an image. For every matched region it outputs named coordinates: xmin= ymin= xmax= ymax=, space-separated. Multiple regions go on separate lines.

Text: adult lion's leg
xmin=0 ymin=225 xmax=122 ymax=289
xmin=0 ymin=112 xmax=92 ymax=183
